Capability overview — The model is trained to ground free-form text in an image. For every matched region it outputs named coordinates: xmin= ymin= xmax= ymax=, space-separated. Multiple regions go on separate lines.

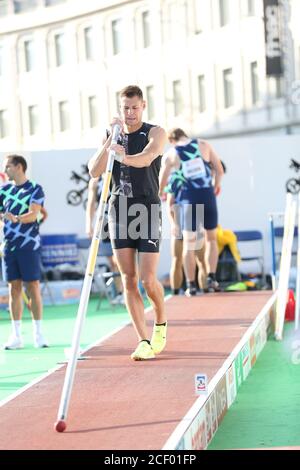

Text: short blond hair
xmin=167 ymin=128 xmax=188 ymax=142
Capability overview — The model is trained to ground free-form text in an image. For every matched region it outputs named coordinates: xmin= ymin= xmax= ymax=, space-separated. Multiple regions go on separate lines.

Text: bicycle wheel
xmin=286 ymin=178 xmax=300 ymax=194
xmin=66 ymin=190 xmax=82 ymax=206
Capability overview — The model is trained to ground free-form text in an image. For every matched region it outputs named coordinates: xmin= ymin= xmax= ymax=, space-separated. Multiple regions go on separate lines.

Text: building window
xmin=275 ymin=76 xmax=283 ymax=98
xmin=223 ymin=68 xmax=234 ymax=108
xmin=0 ymin=44 xmax=3 ymax=76
xmin=54 ymin=33 xmax=65 ymax=67
xmin=268 ymin=76 xmax=284 ymax=99
xmin=45 ymin=0 xmax=66 ymax=6
xmin=112 ymin=19 xmax=123 ymax=55
xmin=219 ymin=0 xmax=229 ymax=27
xmin=198 ymin=75 xmax=206 ymax=112
xmin=88 ymin=96 xmax=98 ymax=128
xmin=167 ymin=2 xmax=179 ymax=39
xmin=173 ymin=80 xmax=183 ymax=116
xmin=14 ymin=0 xmax=37 ymax=13
xmin=59 ymin=101 xmax=70 ymax=132
xmin=0 ymin=0 xmax=10 ymax=16
xmin=247 ymin=0 xmax=255 ymax=16
xmin=146 ymin=85 xmax=155 ymax=120
xmin=28 ymin=105 xmax=38 ymax=135
xmin=115 ymin=91 xmax=120 ymax=111
xmin=24 ymin=39 xmax=35 ymax=72
xmin=194 ymin=0 xmax=203 ymax=34
xmin=0 ymin=109 xmax=9 ymax=138
xmin=250 ymin=61 xmax=259 ymax=105
xmin=142 ymin=11 xmax=151 ymax=48
xmin=84 ymin=26 xmax=94 ymax=61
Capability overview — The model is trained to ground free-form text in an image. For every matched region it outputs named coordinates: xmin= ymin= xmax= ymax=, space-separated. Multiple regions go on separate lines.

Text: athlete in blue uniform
xmin=0 ymin=154 xmax=48 ymax=349
xmin=88 ymin=85 xmax=167 ymax=361
xmin=160 ymin=128 xmax=224 ymax=295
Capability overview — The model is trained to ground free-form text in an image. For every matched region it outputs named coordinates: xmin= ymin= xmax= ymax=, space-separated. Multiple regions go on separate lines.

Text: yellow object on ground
xmin=217 ymin=225 xmax=241 ymax=263
xmin=225 ymin=282 xmax=247 ymax=292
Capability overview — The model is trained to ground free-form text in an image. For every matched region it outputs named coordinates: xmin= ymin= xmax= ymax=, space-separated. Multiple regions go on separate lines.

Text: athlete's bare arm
xmin=110 ymin=126 xmax=167 ymax=169
xmin=88 ymin=134 xmax=112 ymax=178
xmin=159 ymin=148 xmax=178 ymax=196
xmin=4 ymin=202 xmax=42 ymax=224
xmin=199 ymin=139 xmax=224 ymax=194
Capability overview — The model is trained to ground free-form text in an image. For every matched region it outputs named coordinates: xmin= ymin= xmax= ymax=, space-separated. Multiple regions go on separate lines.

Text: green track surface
xmin=0 ymin=297 xmax=130 ymax=402
xmin=208 ymin=323 xmax=300 ymax=449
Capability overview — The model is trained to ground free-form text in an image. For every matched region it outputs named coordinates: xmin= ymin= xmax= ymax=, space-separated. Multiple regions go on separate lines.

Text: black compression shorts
xmin=108 ymin=196 xmax=162 ymax=252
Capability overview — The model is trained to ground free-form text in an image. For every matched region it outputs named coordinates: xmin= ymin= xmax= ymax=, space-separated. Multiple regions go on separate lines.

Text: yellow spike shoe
xmin=131 ymin=340 xmax=155 ymax=361
xmin=150 ymin=323 xmax=167 ymax=354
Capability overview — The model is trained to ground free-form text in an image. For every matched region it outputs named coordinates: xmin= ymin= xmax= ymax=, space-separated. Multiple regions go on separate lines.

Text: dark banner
xmin=263 ymin=0 xmax=283 ymax=76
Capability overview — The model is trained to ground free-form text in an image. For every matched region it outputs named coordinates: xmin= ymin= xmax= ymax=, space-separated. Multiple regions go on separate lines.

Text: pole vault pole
xmin=295 ymin=192 xmax=300 ymax=330
xmin=269 ymin=214 xmax=277 ymax=291
xmin=54 ymin=124 xmax=121 ymax=432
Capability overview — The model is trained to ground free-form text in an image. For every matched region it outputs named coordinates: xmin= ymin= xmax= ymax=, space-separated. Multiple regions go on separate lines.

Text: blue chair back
xmin=234 ymin=230 xmax=263 ymax=242
xmin=77 ymin=237 xmax=91 ymax=249
xmin=274 ymin=226 xmax=298 ymax=238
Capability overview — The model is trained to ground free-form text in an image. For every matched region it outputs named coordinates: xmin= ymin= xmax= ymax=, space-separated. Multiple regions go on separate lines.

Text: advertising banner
xmin=263 ymin=0 xmax=283 ymax=76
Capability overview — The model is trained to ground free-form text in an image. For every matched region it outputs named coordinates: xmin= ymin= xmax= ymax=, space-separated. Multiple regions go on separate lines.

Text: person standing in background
xmin=0 ymin=155 xmax=48 ymax=350
xmin=159 ymin=128 xmax=224 ymax=295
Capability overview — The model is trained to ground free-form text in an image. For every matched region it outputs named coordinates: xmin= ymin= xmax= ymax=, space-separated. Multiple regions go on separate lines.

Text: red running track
xmin=0 ymin=291 xmax=273 ymax=450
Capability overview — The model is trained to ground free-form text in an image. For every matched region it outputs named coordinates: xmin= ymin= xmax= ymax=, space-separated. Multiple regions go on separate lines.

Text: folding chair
xmin=216 ymin=245 xmax=241 ymax=284
xmin=234 ymin=230 xmax=265 ymax=279
xmin=274 ymin=226 xmax=298 ymax=267
xmin=40 ymin=259 xmax=56 ymax=305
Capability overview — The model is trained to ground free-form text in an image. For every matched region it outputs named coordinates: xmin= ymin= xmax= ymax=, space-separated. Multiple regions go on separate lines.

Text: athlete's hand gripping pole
xmin=54 ymin=124 xmax=121 ymax=433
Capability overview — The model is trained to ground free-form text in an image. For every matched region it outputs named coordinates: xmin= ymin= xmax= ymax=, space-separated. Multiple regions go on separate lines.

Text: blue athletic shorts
xmin=98 ymin=240 xmax=113 ymax=257
xmin=178 ymin=187 xmax=218 ymax=231
xmin=2 ymin=249 xmax=41 ymax=282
